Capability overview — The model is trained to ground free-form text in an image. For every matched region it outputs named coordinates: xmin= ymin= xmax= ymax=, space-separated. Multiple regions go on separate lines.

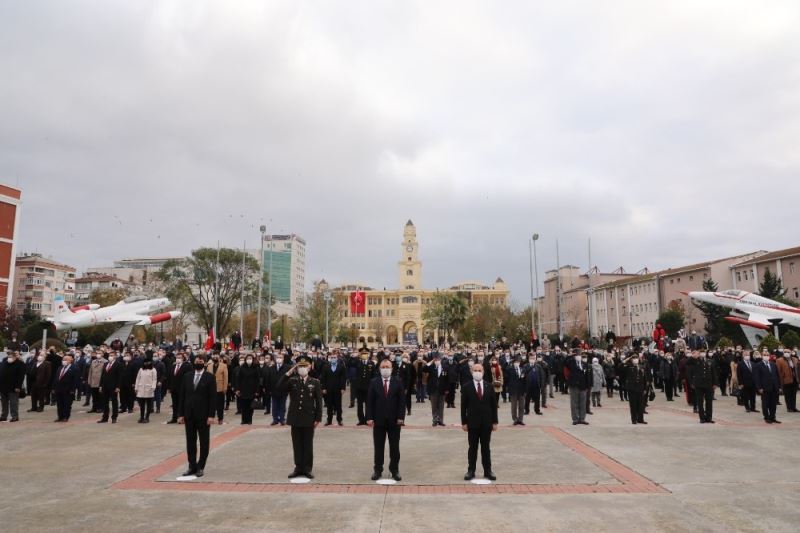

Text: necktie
xmin=384 ymin=379 xmax=389 ymax=397
xmin=477 ymin=382 xmax=483 ymax=400
xmin=174 ymin=364 xmax=180 ymax=376
xmin=106 ymin=363 xmax=111 ymax=373
xmin=194 ymin=373 xmax=201 ymax=389
xmin=60 ymin=367 xmax=66 ymax=380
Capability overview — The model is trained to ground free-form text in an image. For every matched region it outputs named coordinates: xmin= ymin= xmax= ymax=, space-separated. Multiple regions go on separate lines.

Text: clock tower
xmin=399 ymin=220 xmax=422 ymax=290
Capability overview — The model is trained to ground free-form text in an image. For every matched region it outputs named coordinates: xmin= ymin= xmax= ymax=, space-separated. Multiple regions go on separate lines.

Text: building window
xmin=744 ymin=271 xmax=748 ymax=281
xmin=406 ymin=269 xmax=413 ymax=276
xmin=689 ymin=275 xmax=693 ymax=281
xmin=736 ymin=272 xmax=741 ymax=282
xmin=791 ymin=262 xmax=796 ymax=274
xmin=402 ymin=296 xmax=418 ymax=304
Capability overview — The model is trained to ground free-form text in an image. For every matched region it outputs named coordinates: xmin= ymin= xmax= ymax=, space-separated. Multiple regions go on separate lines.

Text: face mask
xmin=514 ymin=362 xmax=520 ymax=368
xmin=402 ymin=358 xmax=409 ymax=364
xmin=123 ymin=356 xmax=131 ymax=362
xmin=108 ymin=356 xmax=116 ymax=362
xmin=246 ymin=359 xmax=253 ymax=365
xmin=537 ymin=357 xmax=543 ymax=362
xmin=380 ymin=368 xmax=392 ymax=378
xmin=329 ymin=358 xmax=336 ymax=363
xmin=472 ymin=372 xmax=484 ymax=381
xmin=582 ymin=358 xmax=588 ymax=363
xmin=743 ymin=356 xmax=750 ymax=361
xmin=632 ymin=359 xmax=639 ymax=365
xmin=297 ymin=367 xmax=309 ymax=377
xmin=275 ymin=359 xmax=283 ymax=365
xmin=528 ymin=359 xmax=535 ymax=365
xmin=575 ymin=356 xmax=581 ymax=362
xmin=194 ymin=362 xmax=204 ymax=370
xmin=62 ymin=360 xmax=69 ymax=366
xmin=37 ymin=356 xmax=44 ymax=362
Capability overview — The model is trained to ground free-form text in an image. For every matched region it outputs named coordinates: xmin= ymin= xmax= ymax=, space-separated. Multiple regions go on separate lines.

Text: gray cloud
xmin=2 ymin=0 xmax=799 ymax=304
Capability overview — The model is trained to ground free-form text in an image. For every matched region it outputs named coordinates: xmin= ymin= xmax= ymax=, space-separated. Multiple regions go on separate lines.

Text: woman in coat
xmin=134 ymin=359 xmax=158 ymax=423
xmin=235 ymin=355 xmax=261 ymax=425
xmin=488 ymin=355 xmax=504 ymax=409
xmin=591 ymin=358 xmax=606 ymax=408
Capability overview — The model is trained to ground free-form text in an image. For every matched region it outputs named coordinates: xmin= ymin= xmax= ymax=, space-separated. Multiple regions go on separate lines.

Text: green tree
xmin=780 ymin=330 xmax=800 ymax=349
xmin=157 ymin=247 xmax=261 ymax=338
xmin=422 ymin=293 xmax=468 ymax=342
xmin=693 ymin=278 xmax=727 ymax=346
xmin=758 ymin=334 xmax=780 ymax=352
xmin=294 ymin=281 xmax=344 ymax=344
xmin=759 ymin=267 xmax=784 ymax=299
xmin=657 ymin=305 xmax=686 ymax=338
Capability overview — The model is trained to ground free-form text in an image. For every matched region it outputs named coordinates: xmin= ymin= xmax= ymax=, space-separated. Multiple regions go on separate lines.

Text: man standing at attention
xmin=461 ymin=363 xmax=498 ymax=481
xmin=276 ymin=355 xmax=323 ymax=479
xmin=367 ymin=358 xmax=405 ymax=481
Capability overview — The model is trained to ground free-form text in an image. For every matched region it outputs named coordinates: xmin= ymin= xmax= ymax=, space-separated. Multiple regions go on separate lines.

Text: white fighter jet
xmin=685 ymin=289 xmax=800 ymax=346
xmin=47 ymin=294 xmax=181 ymax=331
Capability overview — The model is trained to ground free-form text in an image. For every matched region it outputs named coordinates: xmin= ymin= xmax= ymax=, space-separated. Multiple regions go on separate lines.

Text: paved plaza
xmin=1 ymin=391 xmax=799 ymax=532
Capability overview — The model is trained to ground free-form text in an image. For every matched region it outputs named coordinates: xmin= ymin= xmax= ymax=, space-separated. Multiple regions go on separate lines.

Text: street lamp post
xmin=530 ymin=233 xmax=541 ymax=343
xmin=267 ymin=234 xmax=273 ymax=344
xmin=324 ymin=290 xmax=332 ymax=346
xmin=256 ymin=225 xmax=266 ymax=342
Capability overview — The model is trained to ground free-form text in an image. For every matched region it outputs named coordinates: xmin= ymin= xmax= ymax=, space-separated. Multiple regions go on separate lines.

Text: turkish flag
xmin=204 ymin=330 xmax=215 ymax=351
xmin=350 ymin=291 xmax=366 ymax=314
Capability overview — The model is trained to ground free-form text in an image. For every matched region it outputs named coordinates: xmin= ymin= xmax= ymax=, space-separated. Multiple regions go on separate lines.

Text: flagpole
xmin=213 ymin=241 xmax=220 ymax=342
xmin=240 ymin=240 xmax=246 ymax=343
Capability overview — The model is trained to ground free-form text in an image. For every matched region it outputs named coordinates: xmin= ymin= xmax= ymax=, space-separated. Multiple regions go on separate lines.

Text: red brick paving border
xmin=112 ymin=425 xmax=668 ymax=495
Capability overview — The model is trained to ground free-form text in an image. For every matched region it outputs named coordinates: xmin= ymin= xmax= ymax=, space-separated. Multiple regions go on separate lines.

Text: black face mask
xmin=194 ymin=362 xmax=205 ymax=370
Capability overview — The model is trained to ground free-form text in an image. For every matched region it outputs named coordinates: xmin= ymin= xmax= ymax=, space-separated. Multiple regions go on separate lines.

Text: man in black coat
xmin=423 ymin=354 xmax=448 ymax=426
xmin=98 ymin=353 xmax=123 ymax=423
xmin=392 ymin=353 xmax=415 ymax=416
xmin=52 ymin=354 xmax=80 ymax=422
xmin=624 ymin=355 xmax=650 ymax=424
xmin=0 ymin=352 xmax=26 ymax=422
xmin=367 ymin=358 xmax=406 ymax=481
xmin=321 ymin=353 xmax=347 ymax=426
xmin=736 ymin=351 xmax=757 ymax=413
xmin=276 ymin=355 xmax=323 ymax=478
xmin=167 ymin=353 xmax=193 ymax=424
xmin=754 ymin=356 xmax=781 ymax=424
xmin=461 ymin=363 xmax=499 ymax=481
xmin=178 ymin=354 xmax=217 ymax=477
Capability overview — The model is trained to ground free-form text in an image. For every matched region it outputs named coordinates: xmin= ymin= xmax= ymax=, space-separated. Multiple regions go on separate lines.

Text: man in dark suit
xmin=353 ymin=350 xmax=376 ymax=425
xmin=321 ymin=352 xmax=347 ymax=426
xmin=98 ymin=353 xmax=123 ymax=423
xmin=52 ymin=354 xmax=80 ymax=422
xmin=367 ymin=358 xmax=406 ymax=481
xmin=505 ymin=356 xmax=526 ymax=424
xmin=565 ymin=350 xmax=592 ymax=425
xmin=423 ymin=354 xmax=448 ymax=426
xmin=276 ymin=355 xmax=323 ymax=479
xmin=28 ymin=352 xmax=52 ymax=412
xmin=689 ymin=351 xmax=718 ymax=424
xmin=754 ymin=355 xmax=781 ymax=424
xmin=167 ymin=353 xmax=193 ymax=424
xmin=461 ymin=363 xmax=499 ymax=481
xmin=178 ymin=354 xmax=217 ymax=477
xmin=737 ymin=351 xmax=757 ymax=413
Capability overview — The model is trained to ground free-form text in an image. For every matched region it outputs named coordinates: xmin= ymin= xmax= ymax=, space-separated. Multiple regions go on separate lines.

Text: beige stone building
xmin=540 ymin=266 xmax=638 ymax=337
xmin=328 ymin=221 xmax=509 ymax=345
xmin=589 ymin=251 xmax=767 ymax=338
xmin=729 ymin=246 xmax=800 ymax=301
xmin=11 ymin=253 xmax=76 ymax=315
xmin=74 ymin=272 xmax=142 ymax=305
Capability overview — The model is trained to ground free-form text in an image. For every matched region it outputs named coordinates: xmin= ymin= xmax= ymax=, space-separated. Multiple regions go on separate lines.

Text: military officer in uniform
xmin=689 ymin=350 xmax=719 ymax=424
xmin=624 ymin=354 xmax=650 ymax=424
xmin=354 ymin=349 xmax=376 ymax=425
xmin=276 ymin=355 xmax=323 ymax=478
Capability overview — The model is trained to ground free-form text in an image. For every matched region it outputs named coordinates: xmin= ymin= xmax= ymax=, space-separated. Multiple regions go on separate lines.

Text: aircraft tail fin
xmin=740 ymin=325 xmax=769 ymax=348
xmin=53 ymin=295 xmax=71 ymax=320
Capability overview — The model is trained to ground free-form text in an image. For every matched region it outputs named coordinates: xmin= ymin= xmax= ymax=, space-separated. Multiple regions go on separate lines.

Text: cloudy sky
xmin=2 ymin=1 xmax=799 ymax=304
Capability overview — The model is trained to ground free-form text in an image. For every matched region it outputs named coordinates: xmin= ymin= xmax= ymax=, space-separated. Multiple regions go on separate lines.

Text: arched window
xmin=402 ymin=296 xmax=418 ymax=304
xmin=406 ymin=269 xmax=413 ymax=276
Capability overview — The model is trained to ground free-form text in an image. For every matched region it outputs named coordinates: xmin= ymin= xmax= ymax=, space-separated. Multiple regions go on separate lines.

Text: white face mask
xmin=472 ymin=372 xmax=484 ymax=381
xmin=275 ymin=359 xmax=283 ymax=365
xmin=37 ymin=356 xmax=44 ymax=362
xmin=297 ymin=367 xmax=309 ymax=377
xmin=380 ymin=368 xmax=392 ymax=378
xmin=62 ymin=360 xmax=69 ymax=366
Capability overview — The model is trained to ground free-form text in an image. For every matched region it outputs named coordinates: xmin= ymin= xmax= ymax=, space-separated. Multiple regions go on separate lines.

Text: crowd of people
xmin=0 ymin=334 xmax=797 ymax=480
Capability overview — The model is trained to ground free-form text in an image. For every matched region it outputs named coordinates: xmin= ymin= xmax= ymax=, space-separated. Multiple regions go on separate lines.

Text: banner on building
xmin=350 ymin=291 xmax=366 ymax=314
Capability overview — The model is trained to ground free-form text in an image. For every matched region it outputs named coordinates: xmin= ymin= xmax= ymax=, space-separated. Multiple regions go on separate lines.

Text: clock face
xmin=406 ymin=245 xmax=413 ymax=252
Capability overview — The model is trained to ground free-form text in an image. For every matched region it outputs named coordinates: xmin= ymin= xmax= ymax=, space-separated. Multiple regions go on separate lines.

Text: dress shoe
xmin=270 ymin=421 xmax=279 ymax=426
xmin=464 ymin=471 xmax=475 ymax=481
xmin=54 ymin=418 xmax=63 ymax=422
xmin=535 ymin=411 xmax=543 ymax=416
xmin=288 ymin=470 xmax=302 ymax=479
xmin=111 ymin=418 xmax=117 ymax=423
xmin=324 ymin=421 xmax=332 ymax=426
xmin=512 ymin=421 xmax=519 ymax=426
xmin=699 ymin=420 xmax=706 ymax=424
xmin=279 ymin=422 xmax=285 ymax=426
xmin=371 ymin=471 xmax=381 ymax=481
xmin=304 ymin=472 xmax=314 ymax=479
xmin=195 ymin=469 xmax=204 ymax=477
xmin=631 ymin=421 xmax=637 ymax=425
xmin=182 ymin=469 xmax=197 ymax=476
xmin=484 ymin=471 xmax=497 ymax=481
xmin=572 ymin=421 xmax=579 ymax=425
xmin=138 ymin=419 xmax=145 ymax=423
xmin=356 ymin=422 xmax=366 ymax=426
xmin=438 ymin=422 xmax=446 ymax=426
xmin=432 ymin=422 xmax=437 ymax=427
xmin=337 ymin=420 xmax=343 ymax=426
xmin=706 ymin=420 xmax=715 ymax=424
xmin=518 ymin=422 xmax=526 ymax=426
xmin=638 ymin=420 xmax=648 ymax=425
xmin=9 ymin=418 xmax=18 ymax=422
xmin=772 ymin=419 xmax=782 ymax=424
xmin=27 ymin=409 xmax=36 ymax=413
xmin=765 ymin=419 xmax=773 ymax=424
xmin=580 ymin=421 xmax=589 ymax=425
xmin=391 ymin=471 xmax=402 ymax=482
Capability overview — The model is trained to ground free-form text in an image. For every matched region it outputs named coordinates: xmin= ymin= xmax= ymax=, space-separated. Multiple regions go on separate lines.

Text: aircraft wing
xmin=108 ymin=314 xmax=149 ymax=325
xmin=724 ymin=313 xmax=771 ymax=330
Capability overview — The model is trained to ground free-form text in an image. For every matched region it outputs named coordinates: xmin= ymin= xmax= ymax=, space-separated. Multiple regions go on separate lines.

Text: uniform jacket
xmin=276 ymin=374 xmax=323 ymax=427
